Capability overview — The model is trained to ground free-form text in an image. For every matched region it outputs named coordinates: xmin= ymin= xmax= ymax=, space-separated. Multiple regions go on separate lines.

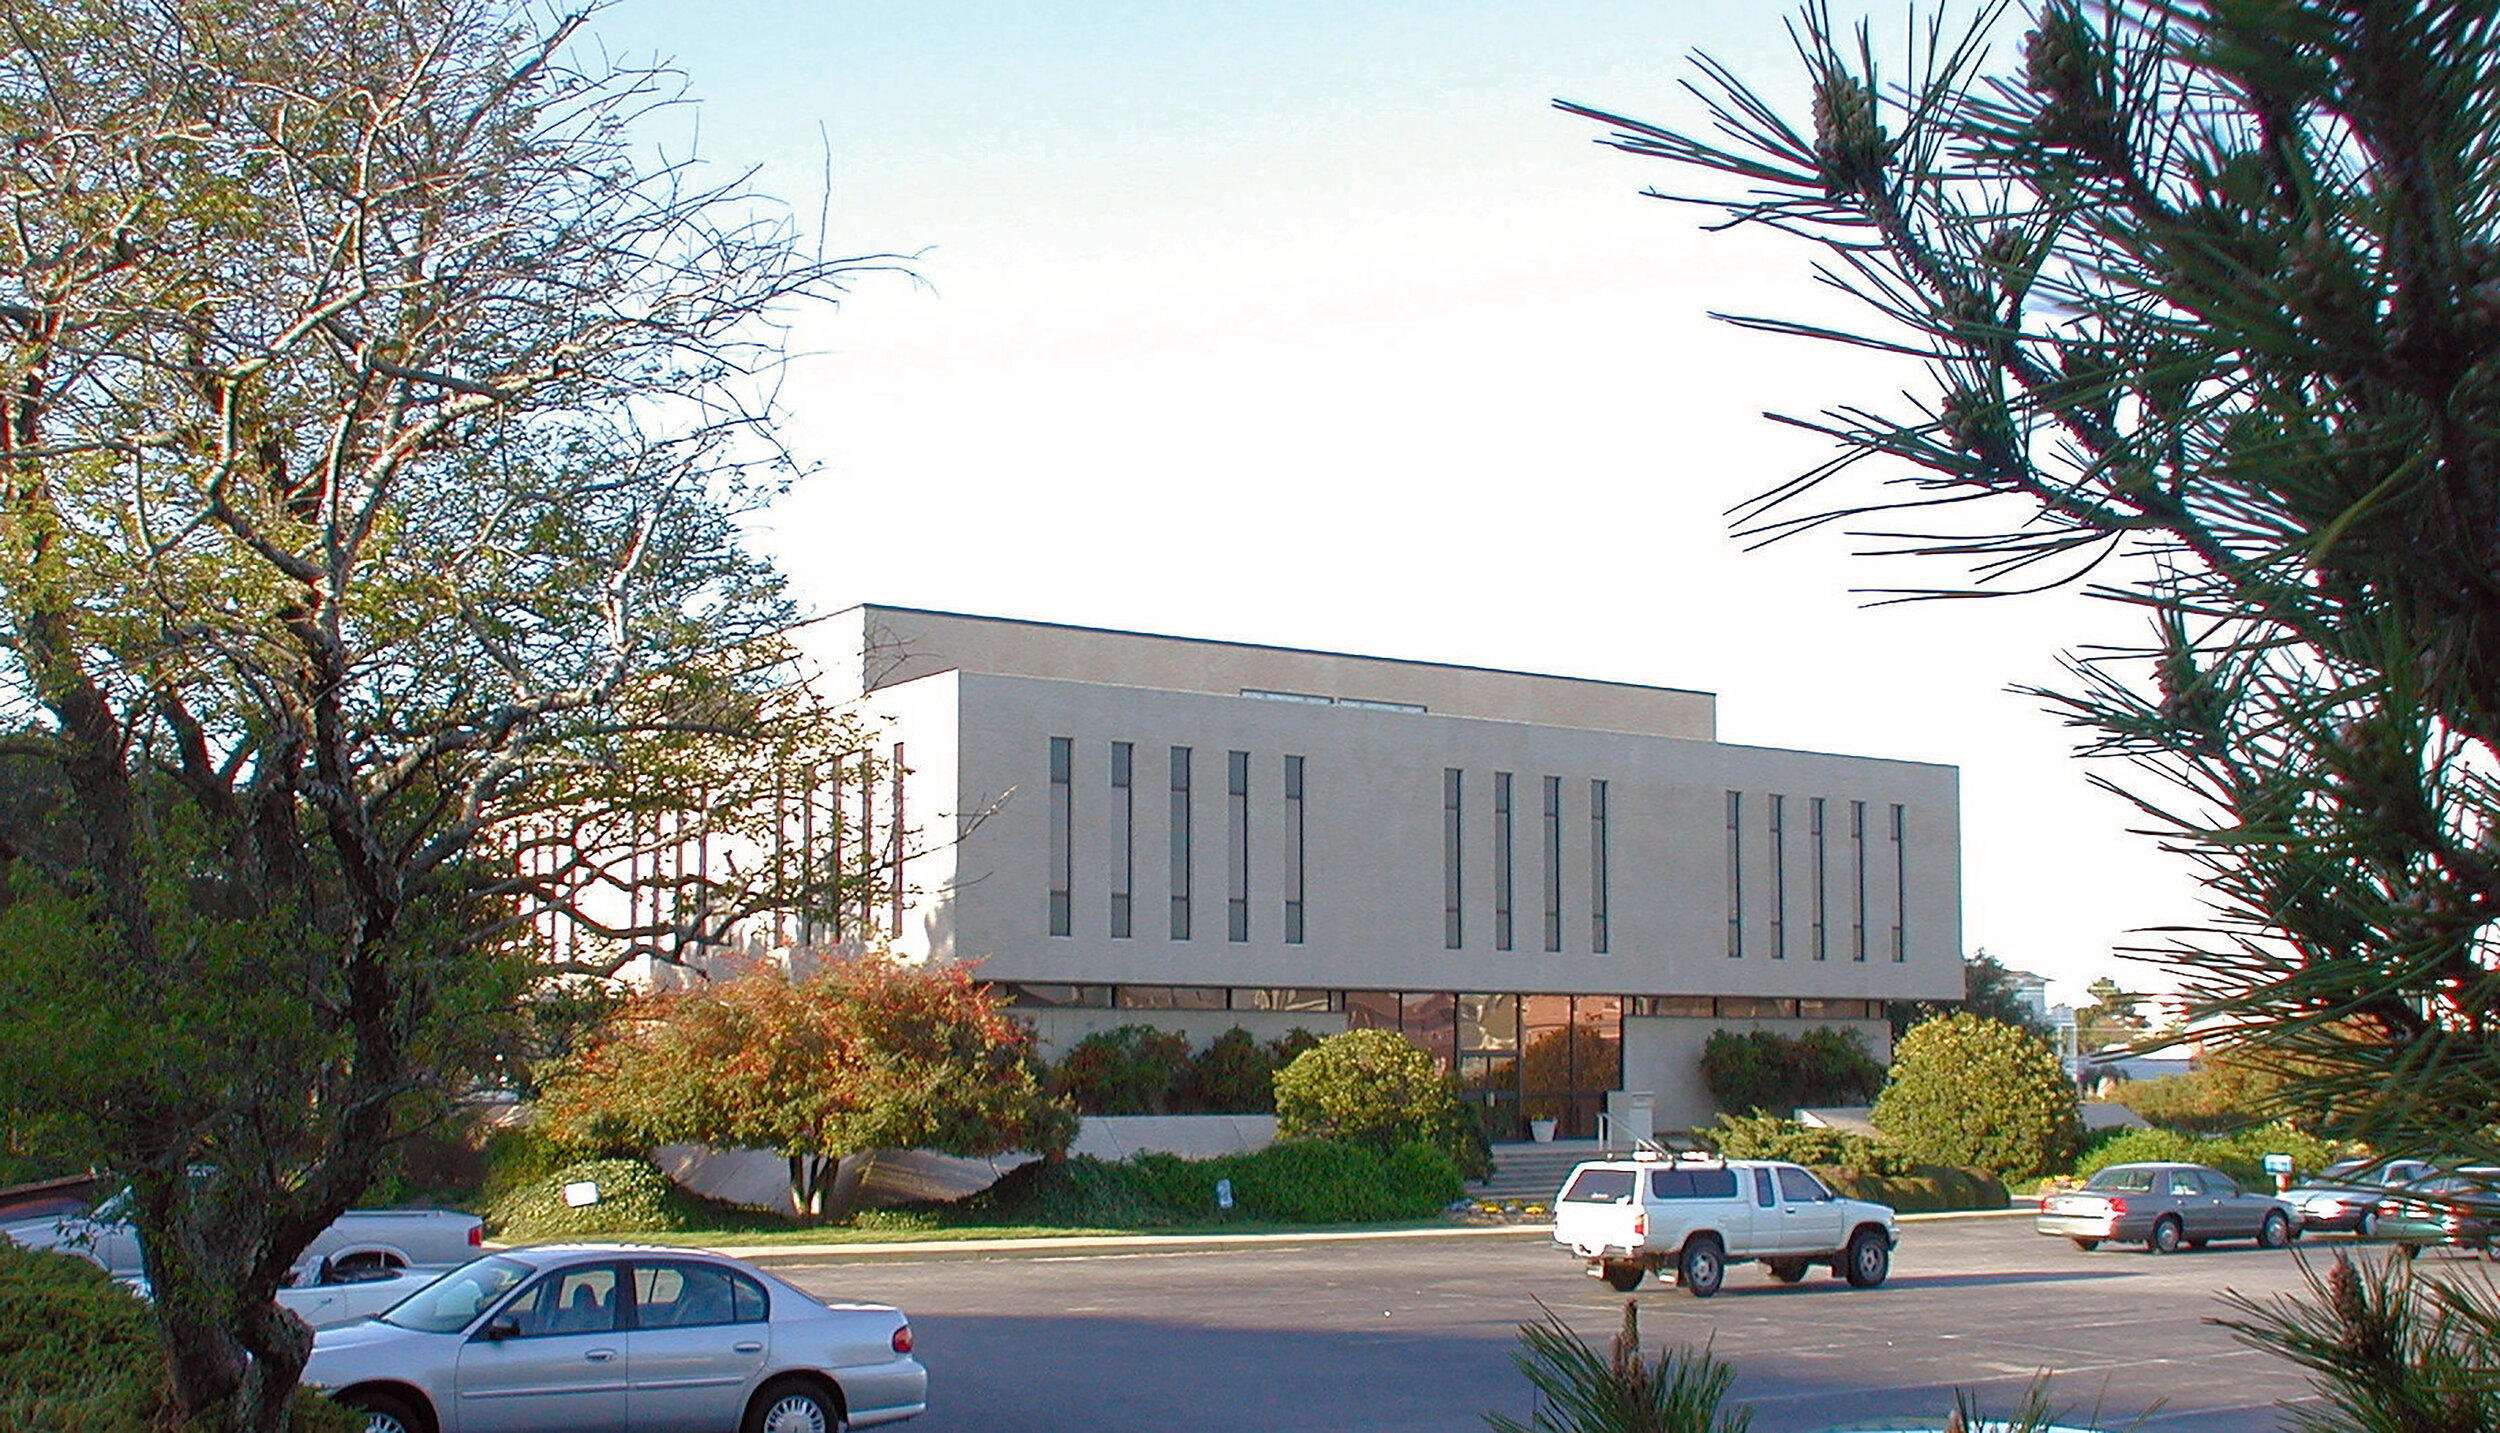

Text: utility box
xmin=1604 ymin=1090 xmax=1655 ymax=1150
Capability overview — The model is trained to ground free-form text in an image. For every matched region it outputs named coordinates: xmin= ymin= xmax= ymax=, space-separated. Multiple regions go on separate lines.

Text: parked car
xmin=2373 ymin=1169 xmax=2500 ymax=1256
xmin=1 ymin=1185 xmax=483 ymax=1299
xmin=2283 ymin=1156 xmax=2438 ymax=1235
xmin=2036 ymin=1161 xmax=2297 ymax=1253
xmin=1550 ymin=1151 xmax=1898 ymax=1296
xmin=303 ymin=1243 xmax=927 ymax=1433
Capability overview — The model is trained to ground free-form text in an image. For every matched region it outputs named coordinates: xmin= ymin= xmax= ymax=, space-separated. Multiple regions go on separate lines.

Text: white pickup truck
xmin=4 ymin=1186 xmax=484 ymax=1327
xmin=1551 ymin=1151 xmax=1898 ymax=1297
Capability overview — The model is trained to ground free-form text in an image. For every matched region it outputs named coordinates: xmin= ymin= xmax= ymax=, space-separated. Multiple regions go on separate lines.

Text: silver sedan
xmin=2036 ymin=1161 xmax=2297 ymax=1253
xmin=304 ymin=1243 xmax=926 ymax=1433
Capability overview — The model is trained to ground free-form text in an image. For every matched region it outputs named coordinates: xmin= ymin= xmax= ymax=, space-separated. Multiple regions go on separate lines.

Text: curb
xmin=685 ymin=1204 xmax=2030 ymax=1264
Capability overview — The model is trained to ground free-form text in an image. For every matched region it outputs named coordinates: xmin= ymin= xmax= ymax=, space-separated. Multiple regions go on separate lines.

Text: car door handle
xmin=734 ymin=1341 xmax=764 ymax=1354
xmin=584 ymin=1348 xmax=617 ymax=1362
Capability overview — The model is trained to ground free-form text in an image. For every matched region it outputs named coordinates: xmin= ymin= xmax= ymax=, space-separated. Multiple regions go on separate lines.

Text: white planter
xmin=1529 ymin=1118 xmax=1558 ymax=1143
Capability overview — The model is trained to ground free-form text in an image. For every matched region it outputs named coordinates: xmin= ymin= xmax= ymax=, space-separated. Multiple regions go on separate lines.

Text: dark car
xmin=2036 ymin=1161 xmax=2297 ymax=1253
xmin=2284 ymin=1157 xmax=2437 ymax=1235
xmin=2374 ymin=1170 xmax=2500 ymax=1256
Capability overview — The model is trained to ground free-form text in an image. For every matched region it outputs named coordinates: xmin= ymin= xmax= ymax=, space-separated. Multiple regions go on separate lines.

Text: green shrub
xmin=1052 ymin=1024 xmax=1195 ymax=1114
xmin=1817 ymin=1164 xmax=2009 ymax=1213
xmin=1700 ymin=1025 xmax=1886 ymax=1116
xmin=952 ymin=1155 xmax=1176 ymax=1228
xmin=1273 ymin=1029 xmax=1492 ymax=1179
xmin=1703 ymin=1112 xmax=1918 ymax=1175
xmin=2073 ymin=1125 xmax=2208 ymax=1179
xmin=947 ymin=1139 xmax=1457 ymax=1227
xmin=1386 ymin=1140 xmax=1466 ymax=1211
xmin=1181 ymin=1027 xmax=1283 ymax=1113
xmin=1874 ymin=1013 xmax=2083 ymax=1181
xmin=486 ymin=1156 xmax=722 ymax=1239
xmin=0 ymin=1242 xmax=357 ymax=1433
xmin=2074 ymin=1122 xmax=2345 ymax=1189
xmin=477 ymin=1118 xmax=597 ymax=1210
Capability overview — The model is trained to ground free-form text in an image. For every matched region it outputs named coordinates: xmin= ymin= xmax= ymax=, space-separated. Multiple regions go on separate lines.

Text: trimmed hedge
xmin=941 ymin=1138 xmax=1460 ymax=1228
xmin=1817 ymin=1164 xmax=2009 ymax=1213
xmin=0 ymin=1241 xmax=357 ymax=1433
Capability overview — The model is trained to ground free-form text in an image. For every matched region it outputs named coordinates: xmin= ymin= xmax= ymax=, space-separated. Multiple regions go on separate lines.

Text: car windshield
xmin=2311 ymin=1159 xmax=2377 ymax=1187
xmin=2083 ymin=1167 xmax=2160 ymax=1194
xmin=379 ymin=1254 xmax=532 ymax=1334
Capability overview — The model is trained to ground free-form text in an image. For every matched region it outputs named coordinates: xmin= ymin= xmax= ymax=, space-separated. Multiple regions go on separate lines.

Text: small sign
xmin=2262 ymin=1154 xmax=2294 ymax=1176
xmin=561 ymin=1180 xmax=603 ymax=1208
xmin=1214 ymin=1178 xmax=1234 ymax=1211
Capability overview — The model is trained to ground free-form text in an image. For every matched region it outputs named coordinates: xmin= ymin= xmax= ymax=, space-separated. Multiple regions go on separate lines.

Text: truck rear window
xmin=1650 ymin=1167 xmax=1740 ymax=1200
xmin=1560 ymin=1169 xmax=1637 ymax=1203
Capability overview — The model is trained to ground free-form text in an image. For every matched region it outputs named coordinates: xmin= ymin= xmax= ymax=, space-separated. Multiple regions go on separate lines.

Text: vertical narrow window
xmin=1442 ymin=768 xmax=1464 ymax=949
xmin=1493 ymin=773 xmax=1515 ymax=951
xmin=1850 ymin=799 xmax=1868 ymax=962
xmin=1541 ymin=775 xmax=1562 ymax=953
xmin=854 ymin=754 xmax=875 ymax=935
xmin=1227 ymin=750 xmax=1250 ymax=942
xmin=1890 ymin=803 xmax=1908 ymax=962
xmin=889 ymin=741 xmax=907 ymax=938
xmin=1590 ymin=779 xmax=1610 ymax=955
xmin=1170 ymin=747 xmax=1193 ymax=940
xmin=1768 ymin=794 xmax=1786 ymax=959
xmin=1725 ymin=790 xmax=1743 ymax=957
xmin=1810 ymin=797 xmax=1828 ymax=961
xmin=1109 ymin=742 xmax=1134 ymax=938
xmin=1047 ymin=738 xmax=1072 ymax=937
xmin=1284 ymin=756 xmax=1306 ymax=944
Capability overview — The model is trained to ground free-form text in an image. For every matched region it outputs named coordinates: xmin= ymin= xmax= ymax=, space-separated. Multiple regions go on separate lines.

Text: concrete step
xmin=1468 ymin=1140 xmax=1606 ymax=1204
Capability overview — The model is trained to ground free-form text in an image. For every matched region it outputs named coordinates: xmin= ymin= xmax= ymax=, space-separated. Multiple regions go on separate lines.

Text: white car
xmin=305 ymin=1243 xmax=927 ymax=1433
xmin=1551 ymin=1151 xmax=1898 ymax=1296
xmin=3 ymin=1186 xmax=483 ymax=1301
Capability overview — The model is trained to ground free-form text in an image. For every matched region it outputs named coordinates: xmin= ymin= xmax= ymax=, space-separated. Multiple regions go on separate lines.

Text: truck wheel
xmin=1678 ymin=1235 xmax=1724 ymax=1298
xmin=1766 ymin=1259 xmax=1808 ymax=1284
xmin=1843 ymin=1228 xmax=1890 ymax=1288
xmin=1599 ymin=1261 xmax=1643 ymax=1292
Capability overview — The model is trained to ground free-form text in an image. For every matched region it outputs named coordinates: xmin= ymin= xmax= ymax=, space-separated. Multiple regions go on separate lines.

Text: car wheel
xmin=1600 ymin=1261 xmax=1643 ymax=1292
xmin=1843 ymin=1228 xmax=1890 ymax=1288
xmin=2357 ymin=1209 xmax=2378 ymax=1238
xmin=340 ymin=1391 xmax=427 ymax=1433
xmin=2259 ymin=1211 xmax=2292 ymax=1249
xmin=1766 ymin=1259 xmax=1809 ymax=1284
xmin=745 ymin=1379 xmax=844 ymax=1433
xmin=2150 ymin=1216 xmax=2184 ymax=1254
xmin=1678 ymin=1235 xmax=1724 ymax=1299
xmin=2069 ymin=1238 xmax=2101 ymax=1252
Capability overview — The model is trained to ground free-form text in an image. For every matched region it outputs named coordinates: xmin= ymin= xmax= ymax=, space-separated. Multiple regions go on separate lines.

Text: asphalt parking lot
xmin=755 ymin=1214 xmax=2449 ymax=1432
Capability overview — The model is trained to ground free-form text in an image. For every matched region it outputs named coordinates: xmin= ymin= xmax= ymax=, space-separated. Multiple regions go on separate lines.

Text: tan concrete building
xmin=828 ymin=604 xmax=1961 ymax=1136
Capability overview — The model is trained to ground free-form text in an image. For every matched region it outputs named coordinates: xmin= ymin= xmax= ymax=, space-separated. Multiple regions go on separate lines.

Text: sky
xmin=578 ymin=0 xmax=2207 ymax=1009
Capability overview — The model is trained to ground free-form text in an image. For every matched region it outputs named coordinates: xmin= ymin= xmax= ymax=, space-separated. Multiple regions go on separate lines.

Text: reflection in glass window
xmin=634 ymin=1262 xmax=767 ymax=1328
xmin=503 ymin=1265 xmax=619 ymax=1338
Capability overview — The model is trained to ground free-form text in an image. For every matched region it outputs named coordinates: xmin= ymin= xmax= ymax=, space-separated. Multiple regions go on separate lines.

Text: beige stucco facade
xmin=828 ymin=605 xmax=1960 ymax=1135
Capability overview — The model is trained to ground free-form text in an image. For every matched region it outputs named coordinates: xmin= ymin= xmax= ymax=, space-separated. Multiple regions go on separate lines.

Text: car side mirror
xmin=480 ymin=1316 xmax=521 ymax=1342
